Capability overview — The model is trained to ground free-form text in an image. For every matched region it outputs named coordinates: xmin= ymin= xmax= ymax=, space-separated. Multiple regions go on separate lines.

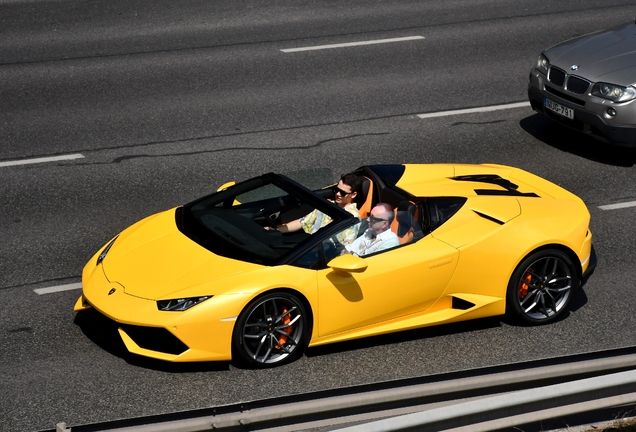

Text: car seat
xmin=354 ymin=176 xmax=374 ymax=219
xmin=392 ymin=200 xmax=424 ymax=245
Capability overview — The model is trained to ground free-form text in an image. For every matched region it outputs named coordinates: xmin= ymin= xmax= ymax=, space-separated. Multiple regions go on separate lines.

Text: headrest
xmin=396 ymin=201 xmax=417 ymax=237
xmin=354 ymin=176 xmax=370 ymax=205
xmin=354 ymin=176 xmax=373 ymax=218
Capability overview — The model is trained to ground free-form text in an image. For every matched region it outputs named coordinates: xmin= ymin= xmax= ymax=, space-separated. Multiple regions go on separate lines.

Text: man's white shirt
xmin=346 ymin=229 xmax=400 ymax=256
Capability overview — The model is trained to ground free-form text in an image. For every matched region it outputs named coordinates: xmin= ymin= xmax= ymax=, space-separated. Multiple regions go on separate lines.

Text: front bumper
xmin=528 ymin=69 xmax=636 ymax=148
xmin=581 ymin=245 xmax=597 ymax=287
xmin=75 ymin=264 xmax=237 ymax=362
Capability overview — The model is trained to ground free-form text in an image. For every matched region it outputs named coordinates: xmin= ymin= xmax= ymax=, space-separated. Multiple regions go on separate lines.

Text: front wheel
xmin=506 ymin=249 xmax=579 ymax=325
xmin=232 ymin=292 xmax=309 ymax=368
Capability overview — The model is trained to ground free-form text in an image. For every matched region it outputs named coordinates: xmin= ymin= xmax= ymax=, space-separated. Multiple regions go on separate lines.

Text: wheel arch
xmin=504 ymin=243 xmax=582 ymax=324
xmin=523 ymin=243 xmax=583 ymax=283
xmin=230 ymin=287 xmax=315 ymax=367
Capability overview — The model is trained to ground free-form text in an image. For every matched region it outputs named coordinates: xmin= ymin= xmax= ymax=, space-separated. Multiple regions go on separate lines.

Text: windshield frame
xmin=177 ymin=173 xmax=356 ymax=266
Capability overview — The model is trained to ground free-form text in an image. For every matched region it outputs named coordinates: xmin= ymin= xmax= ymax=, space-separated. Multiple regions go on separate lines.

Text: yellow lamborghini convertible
xmin=75 ymin=164 xmax=596 ymax=368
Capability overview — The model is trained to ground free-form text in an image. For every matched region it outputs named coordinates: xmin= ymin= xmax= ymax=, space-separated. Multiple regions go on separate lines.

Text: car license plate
xmin=544 ymin=98 xmax=574 ymax=119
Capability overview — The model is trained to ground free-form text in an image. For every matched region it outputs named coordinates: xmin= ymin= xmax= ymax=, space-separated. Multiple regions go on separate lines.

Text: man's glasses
xmin=368 ymin=215 xmax=387 ymax=224
xmin=334 ymin=186 xmax=352 ymax=196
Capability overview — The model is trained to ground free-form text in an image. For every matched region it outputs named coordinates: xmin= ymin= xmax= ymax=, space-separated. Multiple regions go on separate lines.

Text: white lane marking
xmin=34 ymin=282 xmax=82 ymax=295
xmin=417 ymin=102 xmax=531 ymax=119
xmin=281 ymin=36 xmax=425 ymax=53
xmin=0 ymin=153 xmax=85 ymax=168
xmin=598 ymin=201 xmax=636 ymax=210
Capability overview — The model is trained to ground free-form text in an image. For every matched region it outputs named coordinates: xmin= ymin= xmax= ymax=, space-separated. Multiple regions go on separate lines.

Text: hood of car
xmin=545 ymin=22 xmax=636 ymax=85
xmin=101 ymin=209 xmax=260 ymax=300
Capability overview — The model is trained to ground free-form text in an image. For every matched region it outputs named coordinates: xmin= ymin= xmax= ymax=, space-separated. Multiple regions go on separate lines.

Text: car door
xmin=315 ymin=236 xmax=459 ymax=338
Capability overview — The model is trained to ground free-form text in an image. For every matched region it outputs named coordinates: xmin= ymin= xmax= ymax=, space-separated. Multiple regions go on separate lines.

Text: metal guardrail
xmin=335 ymin=370 xmax=636 ymax=432
xmin=48 ymin=346 xmax=636 ymax=432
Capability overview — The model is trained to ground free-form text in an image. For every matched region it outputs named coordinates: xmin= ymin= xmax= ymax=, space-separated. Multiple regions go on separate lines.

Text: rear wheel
xmin=506 ymin=249 xmax=579 ymax=325
xmin=232 ymin=292 xmax=309 ymax=368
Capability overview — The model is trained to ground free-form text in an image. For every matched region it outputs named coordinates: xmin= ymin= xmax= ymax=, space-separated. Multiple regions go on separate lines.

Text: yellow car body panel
xmin=75 ymin=163 xmax=595 ymax=364
xmin=80 ymin=246 xmax=321 ymax=361
xmin=314 ymin=236 xmax=458 ymax=341
xmin=102 ymin=210 xmax=257 ymax=299
xmin=311 ymin=294 xmax=505 ymax=347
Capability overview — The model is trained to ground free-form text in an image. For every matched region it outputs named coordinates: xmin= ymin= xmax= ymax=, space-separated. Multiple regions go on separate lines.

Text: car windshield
xmin=178 ymin=174 xmax=352 ymax=265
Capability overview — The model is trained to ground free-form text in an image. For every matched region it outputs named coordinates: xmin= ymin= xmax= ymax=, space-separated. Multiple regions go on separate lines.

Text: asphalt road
xmin=1 ymin=1 xmax=636 ymax=431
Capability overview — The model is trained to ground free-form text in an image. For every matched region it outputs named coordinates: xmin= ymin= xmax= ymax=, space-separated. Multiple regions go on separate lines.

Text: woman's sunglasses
xmin=333 ymin=186 xmax=352 ymax=196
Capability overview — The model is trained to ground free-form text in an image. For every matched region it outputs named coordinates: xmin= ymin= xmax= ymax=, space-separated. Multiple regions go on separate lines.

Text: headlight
xmin=96 ymin=236 xmax=118 ymax=265
xmin=157 ymin=296 xmax=212 ymax=311
xmin=536 ymin=53 xmax=549 ymax=74
xmin=591 ymin=83 xmax=636 ymax=102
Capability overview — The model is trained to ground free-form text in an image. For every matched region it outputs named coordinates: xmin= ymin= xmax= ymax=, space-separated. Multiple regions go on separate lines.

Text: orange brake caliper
xmin=519 ymin=271 xmax=532 ymax=300
xmin=276 ymin=307 xmax=293 ymax=348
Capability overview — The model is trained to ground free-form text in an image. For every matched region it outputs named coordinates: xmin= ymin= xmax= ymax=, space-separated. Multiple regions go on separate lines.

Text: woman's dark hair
xmin=340 ymin=173 xmax=362 ymax=194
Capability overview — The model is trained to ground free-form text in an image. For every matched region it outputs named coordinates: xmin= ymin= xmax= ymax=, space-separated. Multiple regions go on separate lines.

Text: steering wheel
xmin=324 ymin=235 xmax=346 ymax=260
xmin=250 ymin=207 xmax=280 ymax=229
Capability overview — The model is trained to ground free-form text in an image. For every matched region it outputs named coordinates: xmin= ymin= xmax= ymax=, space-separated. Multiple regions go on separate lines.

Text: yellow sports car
xmin=75 ymin=164 xmax=596 ymax=367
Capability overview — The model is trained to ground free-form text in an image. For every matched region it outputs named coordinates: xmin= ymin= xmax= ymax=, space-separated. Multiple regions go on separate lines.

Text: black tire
xmin=232 ymin=292 xmax=309 ymax=368
xmin=506 ymin=249 xmax=579 ymax=325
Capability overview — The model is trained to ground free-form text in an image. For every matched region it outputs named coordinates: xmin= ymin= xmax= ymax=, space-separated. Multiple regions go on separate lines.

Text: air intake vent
xmin=473 ymin=210 xmax=504 ymax=225
xmin=452 ymin=175 xmax=540 ymax=197
xmin=452 ymin=175 xmax=519 ymax=190
xmin=545 ymin=86 xmax=586 ymax=106
xmin=452 ymin=297 xmax=475 ymax=310
xmin=121 ymin=325 xmax=189 ymax=355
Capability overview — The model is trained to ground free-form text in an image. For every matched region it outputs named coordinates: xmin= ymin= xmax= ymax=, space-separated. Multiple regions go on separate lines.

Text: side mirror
xmin=327 ymin=254 xmax=368 ymax=274
xmin=217 ymin=181 xmax=236 ymax=192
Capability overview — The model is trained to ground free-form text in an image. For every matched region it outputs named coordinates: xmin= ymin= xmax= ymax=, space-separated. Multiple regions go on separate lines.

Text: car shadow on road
xmin=74 ymin=310 xmax=231 ymax=372
xmin=568 ymin=286 xmax=589 ymax=313
xmin=520 ymin=114 xmax=636 ymax=167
